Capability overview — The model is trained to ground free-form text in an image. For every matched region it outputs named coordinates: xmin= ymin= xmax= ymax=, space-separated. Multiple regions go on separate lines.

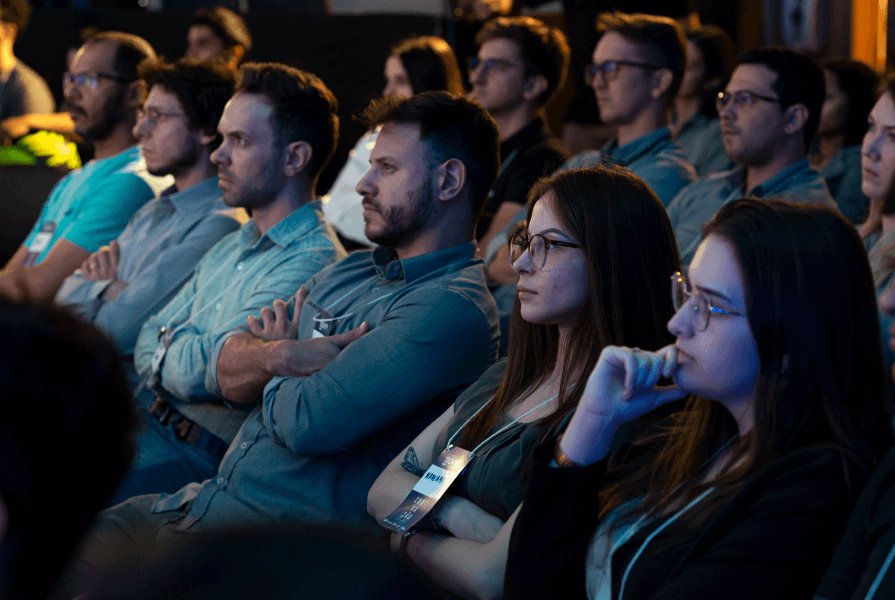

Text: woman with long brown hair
xmin=367 ymin=165 xmax=681 ymax=599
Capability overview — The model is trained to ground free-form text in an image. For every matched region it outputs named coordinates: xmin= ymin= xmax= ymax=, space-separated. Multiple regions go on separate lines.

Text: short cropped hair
xmin=390 ymin=36 xmax=464 ymax=95
xmin=597 ymin=12 xmax=687 ymax=104
xmin=84 ymin=31 xmax=157 ymax=82
xmin=191 ymin=6 xmax=252 ymax=53
xmin=475 ymin=16 xmax=570 ymax=107
xmin=824 ymin=58 xmax=878 ymax=147
xmin=237 ymin=62 xmax=339 ymax=186
xmin=362 ymin=91 xmax=500 ymax=218
xmin=737 ymin=46 xmax=825 ymax=146
xmin=0 ymin=0 xmax=30 ymax=37
xmin=138 ymin=58 xmax=237 ymax=148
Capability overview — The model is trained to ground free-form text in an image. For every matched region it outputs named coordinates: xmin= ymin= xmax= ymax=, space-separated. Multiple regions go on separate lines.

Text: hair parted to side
xmin=597 ymin=12 xmax=687 ymax=104
xmin=361 ymin=91 xmax=500 ymax=219
xmin=475 ymin=16 xmax=570 ymax=107
xmin=390 ymin=36 xmax=465 ymax=96
xmin=686 ymin=24 xmax=735 ymax=118
xmin=191 ymin=6 xmax=253 ymax=53
xmin=736 ymin=46 xmax=825 ymax=147
xmin=0 ymin=0 xmax=31 ymax=37
xmin=84 ymin=31 xmax=157 ymax=82
xmin=138 ymin=57 xmax=237 ymax=148
xmin=461 ymin=166 xmax=682 ymax=454
xmin=823 ymin=58 xmax=877 ymax=147
xmin=237 ymin=62 xmax=339 ymax=187
xmin=599 ymin=198 xmax=894 ymax=535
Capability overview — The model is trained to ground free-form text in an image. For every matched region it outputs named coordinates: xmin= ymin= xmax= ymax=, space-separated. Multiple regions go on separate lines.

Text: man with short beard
xmin=0 ymin=32 xmax=170 ymax=302
xmin=55 ymin=58 xmax=241 ymax=360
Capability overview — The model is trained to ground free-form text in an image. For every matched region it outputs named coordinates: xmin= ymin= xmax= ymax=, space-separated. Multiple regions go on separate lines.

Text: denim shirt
xmin=134 ymin=201 xmax=341 ymax=443
xmin=675 ymin=112 xmax=734 ymax=178
xmin=154 ymin=242 xmax=500 ymax=535
xmin=561 ymin=127 xmax=697 ymax=206
xmin=55 ymin=177 xmax=239 ymax=356
xmin=818 ymin=144 xmax=867 ymax=224
xmin=667 ymin=159 xmax=837 ymax=265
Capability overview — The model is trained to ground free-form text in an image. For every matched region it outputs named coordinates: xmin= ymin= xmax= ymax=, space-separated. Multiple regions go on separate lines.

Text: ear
xmin=435 ymin=158 xmax=466 ymax=203
xmin=284 ymin=140 xmax=313 ymax=177
xmin=650 ymin=68 xmax=674 ymax=100
xmin=782 ymin=103 xmax=809 ymax=136
xmin=522 ymin=74 xmax=548 ymax=103
xmin=199 ymin=129 xmax=219 ymax=147
xmin=223 ymin=45 xmax=245 ymax=72
xmin=3 ymin=22 xmax=17 ymax=41
xmin=124 ymin=80 xmax=145 ymax=109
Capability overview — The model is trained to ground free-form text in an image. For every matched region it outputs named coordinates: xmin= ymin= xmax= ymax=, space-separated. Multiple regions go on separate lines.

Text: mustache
xmin=61 ymin=101 xmax=85 ymax=117
xmin=361 ymin=196 xmax=381 ymax=212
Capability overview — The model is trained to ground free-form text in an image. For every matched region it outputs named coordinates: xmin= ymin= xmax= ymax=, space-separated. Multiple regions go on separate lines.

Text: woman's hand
xmin=560 ymin=345 xmax=687 ymax=465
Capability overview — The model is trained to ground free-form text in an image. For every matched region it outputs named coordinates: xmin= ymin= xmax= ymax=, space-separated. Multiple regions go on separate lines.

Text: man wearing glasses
xmin=563 ymin=12 xmax=696 ymax=206
xmin=55 ymin=58 xmax=240 ymax=362
xmin=667 ymin=47 xmax=838 ymax=265
xmin=0 ymin=32 xmax=170 ymax=302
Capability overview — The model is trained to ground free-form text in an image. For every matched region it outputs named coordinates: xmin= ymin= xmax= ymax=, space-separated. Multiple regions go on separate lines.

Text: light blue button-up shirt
xmin=561 ymin=127 xmax=697 ymax=206
xmin=55 ymin=177 xmax=239 ymax=356
xmin=818 ymin=144 xmax=867 ymax=224
xmin=153 ymin=242 xmax=499 ymax=535
xmin=676 ymin=112 xmax=735 ymax=178
xmin=667 ymin=159 xmax=837 ymax=265
xmin=134 ymin=201 xmax=341 ymax=443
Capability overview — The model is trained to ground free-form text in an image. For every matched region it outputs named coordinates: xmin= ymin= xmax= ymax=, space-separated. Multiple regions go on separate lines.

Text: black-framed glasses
xmin=136 ymin=106 xmax=188 ymax=127
xmin=671 ymin=272 xmax=744 ymax=331
xmin=716 ymin=90 xmax=783 ymax=112
xmin=63 ymin=71 xmax=132 ymax=89
xmin=467 ymin=56 xmax=526 ymax=76
xmin=584 ymin=60 xmax=663 ymax=85
xmin=509 ymin=233 xmax=581 ymax=270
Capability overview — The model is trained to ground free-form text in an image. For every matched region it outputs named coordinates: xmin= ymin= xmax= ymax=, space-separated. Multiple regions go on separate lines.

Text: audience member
xmin=469 ymin=16 xmax=570 ymax=249
xmin=185 ymin=6 xmax=252 ymax=71
xmin=667 ymin=47 xmax=837 ymax=265
xmin=672 ymin=25 xmax=736 ymax=177
xmin=55 ymin=58 xmax=240 ymax=360
xmin=505 ymin=198 xmax=894 ymax=600
xmin=810 ymin=58 xmax=877 ymax=224
xmin=367 ymin=165 xmax=681 ymax=599
xmin=564 ymin=12 xmax=696 ymax=206
xmin=324 ymin=35 xmax=464 ymax=247
xmin=121 ymin=62 xmax=343 ymax=504
xmin=0 ymin=32 xmax=170 ymax=302
xmin=0 ymin=297 xmax=134 ymax=600
xmin=0 ymin=0 xmax=53 ymax=121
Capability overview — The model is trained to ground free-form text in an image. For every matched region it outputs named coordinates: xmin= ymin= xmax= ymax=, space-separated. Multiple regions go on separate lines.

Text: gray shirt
xmin=154 ymin=242 xmax=500 ymax=535
xmin=55 ymin=177 xmax=239 ymax=355
xmin=0 ymin=60 xmax=54 ymax=120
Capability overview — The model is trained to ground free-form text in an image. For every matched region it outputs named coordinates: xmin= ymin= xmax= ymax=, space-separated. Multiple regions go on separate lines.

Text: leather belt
xmin=149 ymin=397 xmax=206 ymax=447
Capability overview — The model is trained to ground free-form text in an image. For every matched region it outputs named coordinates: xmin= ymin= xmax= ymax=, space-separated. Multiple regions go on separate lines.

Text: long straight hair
xmin=460 ymin=166 xmax=681 ymax=451
xmin=599 ymin=199 xmax=895 ymax=527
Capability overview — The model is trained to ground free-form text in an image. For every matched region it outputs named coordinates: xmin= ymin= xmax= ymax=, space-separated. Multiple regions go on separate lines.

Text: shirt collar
xmin=238 ymin=200 xmax=324 ymax=250
xmin=500 ymin=116 xmax=549 ymax=157
xmin=738 ymin=158 xmax=812 ymax=197
xmin=678 ymin=111 xmax=710 ymax=135
xmin=601 ymin=127 xmax=672 ymax=166
xmin=371 ymin=241 xmax=477 ymax=283
xmin=164 ymin=177 xmax=223 ymax=215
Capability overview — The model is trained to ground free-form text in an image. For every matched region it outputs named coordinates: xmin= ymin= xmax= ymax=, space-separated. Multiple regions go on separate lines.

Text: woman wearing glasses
xmin=367 ymin=166 xmax=681 ymax=599
xmin=505 ymin=198 xmax=894 ymax=600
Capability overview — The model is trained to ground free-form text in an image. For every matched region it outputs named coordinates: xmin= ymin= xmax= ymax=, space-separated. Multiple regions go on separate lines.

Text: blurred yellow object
xmin=0 ymin=131 xmax=81 ymax=170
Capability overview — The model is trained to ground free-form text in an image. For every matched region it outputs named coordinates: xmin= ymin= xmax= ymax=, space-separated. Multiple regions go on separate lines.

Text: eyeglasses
xmin=509 ymin=233 xmax=581 ymax=270
xmin=584 ymin=60 xmax=662 ymax=85
xmin=63 ymin=71 xmax=132 ymax=89
xmin=671 ymin=272 xmax=744 ymax=331
xmin=136 ymin=106 xmax=188 ymax=127
xmin=467 ymin=56 xmax=526 ymax=76
xmin=716 ymin=90 xmax=783 ymax=112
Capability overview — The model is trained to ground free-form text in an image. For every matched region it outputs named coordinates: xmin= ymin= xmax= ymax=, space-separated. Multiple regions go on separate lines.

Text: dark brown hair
xmin=391 ymin=36 xmax=464 ymax=96
xmin=84 ymin=31 xmax=157 ymax=82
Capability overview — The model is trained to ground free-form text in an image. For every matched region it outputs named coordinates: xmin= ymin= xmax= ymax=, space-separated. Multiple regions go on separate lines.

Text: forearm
xmin=216 ymin=332 xmax=278 ymax=404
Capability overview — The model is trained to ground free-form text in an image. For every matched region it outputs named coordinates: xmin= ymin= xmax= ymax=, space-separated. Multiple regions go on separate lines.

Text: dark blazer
xmin=505 ymin=440 xmax=864 ymax=600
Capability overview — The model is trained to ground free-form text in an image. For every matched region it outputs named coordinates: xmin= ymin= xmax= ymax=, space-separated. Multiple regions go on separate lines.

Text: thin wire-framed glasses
xmin=467 ymin=56 xmax=526 ymax=76
xmin=584 ymin=60 xmax=662 ymax=85
xmin=715 ymin=90 xmax=783 ymax=112
xmin=671 ymin=272 xmax=744 ymax=331
xmin=63 ymin=71 xmax=132 ymax=89
xmin=136 ymin=106 xmax=188 ymax=127
xmin=509 ymin=233 xmax=581 ymax=270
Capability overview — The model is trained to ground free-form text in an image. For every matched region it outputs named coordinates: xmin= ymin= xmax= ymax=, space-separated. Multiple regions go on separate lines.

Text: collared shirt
xmin=155 ymin=242 xmax=499 ymax=535
xmin=561 ymin=127 xmax=697 ymax=206
xmin=134 ymin=201 xmax=341 ymax=443
xmin=667 ymin=159 xmax=837 ymax=264
xmin=22 ymin=146 xmax=172 ymax=264
xmin=55 ymin=177 xmax=240 ymax=356
xmin=818 ymin=144 xmax=868 ymax=224
xmin=675 ymin=112 xmax=734 ymax=178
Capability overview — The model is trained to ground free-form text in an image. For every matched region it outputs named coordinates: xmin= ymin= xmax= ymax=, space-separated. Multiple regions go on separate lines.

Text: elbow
xmin=367 ymin=479 xmax=388 ymax=521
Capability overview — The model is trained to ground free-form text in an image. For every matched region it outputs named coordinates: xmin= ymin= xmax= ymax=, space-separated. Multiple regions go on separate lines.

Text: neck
xmin=0 ymin=42 xmax=14 ymax=72
xmin=251 ymin=178 xmax=313 ymax=236
xmin=616 ymin=103 xmax=668 ymax=147
xmin=551 ymin=326 xmax=574 ymax=383
xmin=91 ymin=119 xmax=138 ymax=160
xmin=672 ymin=96 xmax=701 ymax=135
xmin=881 ymin=211 xmax=895 ymax=237
xmin=393 ymin=205 xmax=475 ymax=261
xmin=493 ymin=103 xmax=539 ymax=142
xmin=810 ymin=133 xmax=846 ymax=170
xmin=744 ymin=140 xmax=807 ymax=194
xmin=172 ymin=153 xmax=216 ymax=193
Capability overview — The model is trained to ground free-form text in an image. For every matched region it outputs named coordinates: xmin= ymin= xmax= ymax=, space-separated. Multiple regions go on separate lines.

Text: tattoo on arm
xmin=401 ymin=447 xmax=449 ymax=533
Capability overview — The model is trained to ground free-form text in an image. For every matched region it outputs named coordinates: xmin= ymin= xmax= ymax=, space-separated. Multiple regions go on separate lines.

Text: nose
xmin=133 ymin=113 xmax=151 ymax=140
xmin=511 ymin=244 xmax=534 ymax=275
xmin=863 ymin=130 xmax=882 ymax=161
xmin=356 ymin=164 xmax=376 ymax=197
xmin=469 ymin=63 xmax=487 ymax=85
xmin=718 ymin=97 xmax=735 ymax=122
xmin=667 ymin=300 xmax=695 ymax=339
xmin=210 ymin=141 xmax=228 ymax=167
xmin=880 ymin=275 xmax=895 ymax=316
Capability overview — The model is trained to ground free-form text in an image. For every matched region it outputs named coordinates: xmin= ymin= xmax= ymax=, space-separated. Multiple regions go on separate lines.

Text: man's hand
xmin=80 ymin=241 xmax=120 ymax=281
xmin=267 ymin=321 xmax=371 ymax=378
xmin=0 ymin=115 xmax=31 ymax=142
xmin=248 ymin=287 xmax=306 ymax=341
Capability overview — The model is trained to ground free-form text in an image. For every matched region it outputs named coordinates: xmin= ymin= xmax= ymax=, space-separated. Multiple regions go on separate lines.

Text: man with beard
xmin=61 ymin=93 xmax=500 ymax=585
xmin=113 ymin=63 xmax=343 ymax=505
xmin=55 ymin=58 xmax=241 ymax=359
xmin=0 ymin=32 xmax=170 ymax=302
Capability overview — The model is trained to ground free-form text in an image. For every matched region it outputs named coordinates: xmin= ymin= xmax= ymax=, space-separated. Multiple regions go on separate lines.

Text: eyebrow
xmin=530 ymin=227 xmax=573 ymax=239
xmin=694 ymin=284 xmax=737 ymax=304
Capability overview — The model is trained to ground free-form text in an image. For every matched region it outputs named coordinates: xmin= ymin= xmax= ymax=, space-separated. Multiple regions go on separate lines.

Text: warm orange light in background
xmin=853 ymin=0 xmax=888 ymax=70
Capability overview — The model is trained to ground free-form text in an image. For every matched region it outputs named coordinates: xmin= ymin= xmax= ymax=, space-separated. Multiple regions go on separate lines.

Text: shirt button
xmin=240 ymin=442 xmax=248 ymax=449
xmin=237 ymin=263 xmax=243 ymax=270
xmin=215 ymin=303 xmax=222 ymax=310
xmin=217 ymin=477 xmax=224 ymax=485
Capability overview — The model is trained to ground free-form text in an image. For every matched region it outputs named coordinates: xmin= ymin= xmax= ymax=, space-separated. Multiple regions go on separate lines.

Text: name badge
xmin=312 ymin=308 xmax=334 ymax=339
xmin=23 ymin=222 xmax=56 ymax=267
xmin=379 ymin=445 xmax=473 ymax=534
